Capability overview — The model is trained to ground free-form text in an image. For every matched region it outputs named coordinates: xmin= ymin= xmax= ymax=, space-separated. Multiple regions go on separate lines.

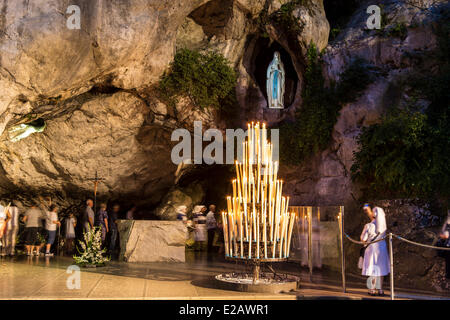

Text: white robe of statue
xmin=266 ymin=52 xmax=285 ymax=109
xmin=361 ymin=207 xmax=390 ymax=276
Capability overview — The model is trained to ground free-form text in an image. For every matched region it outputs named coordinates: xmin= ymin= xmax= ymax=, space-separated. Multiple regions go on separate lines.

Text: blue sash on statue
xmin=272 ymin=70 xmax=279 ymax=100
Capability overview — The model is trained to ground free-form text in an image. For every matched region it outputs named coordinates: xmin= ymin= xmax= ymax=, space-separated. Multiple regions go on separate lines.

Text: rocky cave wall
xmin=0 ymin=0 xmax=329 ymax=215
xmin=0 ymin=0 xmax=448 ymax=292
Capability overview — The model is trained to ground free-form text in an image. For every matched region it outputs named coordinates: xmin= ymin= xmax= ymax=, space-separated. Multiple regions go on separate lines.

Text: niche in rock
xmin=188 ymin=0 xmax=234 ymax=38
xmin=251 ymin=38 xmax=298 ymax=108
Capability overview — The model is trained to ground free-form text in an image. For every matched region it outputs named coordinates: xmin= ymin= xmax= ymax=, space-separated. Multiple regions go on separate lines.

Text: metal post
xmin=388 ymin=232 xmax=394 ymax=300
xmin=307 ymin=207 xmax=313 ymax=282
xmin=339 ymin=206 xmax=346 ymax=293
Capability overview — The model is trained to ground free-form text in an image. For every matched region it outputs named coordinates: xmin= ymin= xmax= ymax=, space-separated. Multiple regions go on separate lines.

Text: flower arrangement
xmin=73 ymin=227 xmax=110 ymax=267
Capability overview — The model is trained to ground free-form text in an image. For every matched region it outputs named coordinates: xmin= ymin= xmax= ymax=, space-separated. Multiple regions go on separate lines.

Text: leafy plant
xmin=351 ymin=9 xmax=450 ymax=199
xmin=158 ymin=49 xmax=237 ymax=111
xmin=74 ymin=227 xmax=110 ymax=267
xmin=336 ymin=58 xmax=380 ymax=103
xmin=387 ymin=22 xmax=408 ymax=40
xmin=257 ymin=0 xmax=307 ymax=36
xmin=279 ymin=44 xmax=377 ymax=164
xmin=351 ymin=108 xmax=433 ymax=198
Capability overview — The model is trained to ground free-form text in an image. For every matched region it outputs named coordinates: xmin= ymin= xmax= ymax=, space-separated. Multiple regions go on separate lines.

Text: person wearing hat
xmin=361 ymin=203 xmax=390 ymax=296
xmin=192 ymin=205 xmax=207 ymax=251
xmin=176 ymin=205 xmax=188 ymax=223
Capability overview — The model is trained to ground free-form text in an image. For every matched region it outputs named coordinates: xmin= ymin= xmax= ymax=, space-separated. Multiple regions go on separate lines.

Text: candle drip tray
xmin=215 ymin=272 xmax=299 ymax=293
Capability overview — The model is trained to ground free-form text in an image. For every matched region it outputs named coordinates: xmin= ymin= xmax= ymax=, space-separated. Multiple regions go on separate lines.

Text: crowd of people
xmin=176 ymin=204 xmax=223 ymax=253
xmin=0 ymin=197 xmax=448 ymax=289
xmin=0 ymin=198 xmax=138 ymax=258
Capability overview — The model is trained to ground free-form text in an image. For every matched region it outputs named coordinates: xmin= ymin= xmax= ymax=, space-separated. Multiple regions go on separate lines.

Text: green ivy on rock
xmin=279 ymin=43 xmax=378 ymax=165
xmin=351 ymin=9 xmax=450 ymax=199
xmin=158 ymin=48 xmax=237 ymax=111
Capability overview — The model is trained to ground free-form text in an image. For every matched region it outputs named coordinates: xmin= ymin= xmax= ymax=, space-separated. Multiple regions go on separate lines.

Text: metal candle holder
xmin=221 ymin=122 xmax=296 ymax=282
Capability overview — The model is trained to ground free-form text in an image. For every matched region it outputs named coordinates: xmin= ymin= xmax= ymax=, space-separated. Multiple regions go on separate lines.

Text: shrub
xmin=158 ymin=49 xmax=237 ymax=111
xmin=279 ymin=44 xmax=377 ymax=164
xmin=257 ymin=0 xmax=307 ymax=37
xmin=351 ymin=9 xmax=450 ymax=199
xmin=336 ymin=58 xmax=380 ymax=103
xmin=388 ymin=22 xmax=408 ymax=40
xmin=351 ymin=109 xmax=434 ymax=198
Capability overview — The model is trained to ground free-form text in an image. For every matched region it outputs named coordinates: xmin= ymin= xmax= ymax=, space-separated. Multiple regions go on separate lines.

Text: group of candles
xmin=221 ymin=122 xmax=296 ymax=260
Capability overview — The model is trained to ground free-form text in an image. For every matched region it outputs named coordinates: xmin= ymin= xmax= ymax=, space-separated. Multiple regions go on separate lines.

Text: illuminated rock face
xmin=0 ymin=0 xmax=329 ymax=212
xmin=0 ymin=0 xmax=443 ymax=220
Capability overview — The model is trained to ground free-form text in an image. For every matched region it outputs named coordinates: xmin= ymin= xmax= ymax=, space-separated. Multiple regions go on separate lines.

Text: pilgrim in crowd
xmin=126 ymin=205 xmax=137 ymax=220
xmin=95 ymin=203 xmax=109 ymax=246
xmin=0 ymin=203 xmax=11 ymax=256
xmin=177 ymin=203 xmax=221 ymax=253
xmin=4 ymin=203 xmax=19 ymax=256
xmin=437 ymin=210 xmax=450 ymax=279
xmin=64 ymin=212 xmax=77 ymax=255
xmin=108 ymin=204 xmax=120 ymax=255
xmin=44 ymin=204 xmax=60 ymax=257
xmin=192 ymin=205 xmax=207 ymax=251
xmin=206 ymin=205 xmax=217 ymax=252
xmin=83 ymin=199 xmax=95 ymax=232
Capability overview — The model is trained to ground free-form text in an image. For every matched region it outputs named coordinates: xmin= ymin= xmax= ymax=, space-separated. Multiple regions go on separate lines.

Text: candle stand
xmin=215 ymin=122 xmax=299 ymax=293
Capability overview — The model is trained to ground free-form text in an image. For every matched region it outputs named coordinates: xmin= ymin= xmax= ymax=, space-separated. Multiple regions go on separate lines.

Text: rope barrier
xmin=343 ymin=232 xmax=387 ymax=245
xmin=393 ymin=234 xmax=450 ymax=251
xmin=344 ymin=232 xmax=450 ymax=250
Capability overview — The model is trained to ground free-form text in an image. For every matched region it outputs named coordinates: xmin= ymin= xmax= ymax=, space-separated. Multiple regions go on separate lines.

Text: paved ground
xmin=0 ymin=252 xmax=448 ymax=300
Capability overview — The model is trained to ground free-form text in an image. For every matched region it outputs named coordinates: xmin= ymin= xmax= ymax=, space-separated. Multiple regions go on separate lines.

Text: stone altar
xmin=117 ymin=220 xmax=187 ymax=263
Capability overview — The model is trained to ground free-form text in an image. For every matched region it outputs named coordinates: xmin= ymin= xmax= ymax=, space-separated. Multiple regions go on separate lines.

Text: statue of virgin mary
xmin=266 ymin=51 xmax=285 ymax=109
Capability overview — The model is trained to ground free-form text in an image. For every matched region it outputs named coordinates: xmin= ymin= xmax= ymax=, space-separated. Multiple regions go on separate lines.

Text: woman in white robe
xmin=361 ymin=204 xmax=390 ymax=296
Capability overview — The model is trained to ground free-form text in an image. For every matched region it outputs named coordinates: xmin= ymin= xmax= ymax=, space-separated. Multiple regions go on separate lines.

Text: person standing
xmin=95 ymin=203 xmax=109 ymax=246
xmin=64 ymin=213 xmax=77 ymax=255
xmin=22 ymin=204 xmax=45 ymax=256
xmin=206 ymin=205 xmax=217 ymax=252
xmin=0 ymin=203 xmax=11 ymax=256
xmin=176 ymin=205 xmax=188 ymax=223
xmin=83 ymin=199 xmax=95 ymax=233
xmin=126 ymin=206 xmax=136 ymax=220
xmin=438 ymin=210 xmax=450 ymax=279
xmin=44 ymin=204 xmax=60 ymax=257
xmin=193 ymin=205 xmax=207 ymax=251
xmin=108 ymin=204 xmax=120 ymax=255
xmin=361 ymin=203 xmax=390 ymax=296
xmin=5 ymin=204 xmax=19 ymax=256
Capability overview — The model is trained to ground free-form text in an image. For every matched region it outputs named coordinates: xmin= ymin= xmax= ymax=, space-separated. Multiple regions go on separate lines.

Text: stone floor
xmin=0 ymin=252 xmax=448 ymax=300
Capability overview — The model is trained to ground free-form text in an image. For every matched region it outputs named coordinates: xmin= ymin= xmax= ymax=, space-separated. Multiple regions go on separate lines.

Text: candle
xmin=287 ymin=212 xmax=296 ymax=257
xmin=263 ymin=206 xmax=267 ymax=259
xmin=222 ymin=212 xmax=229 ymax=256
xmin=256 ymin=210 xmax=260 ymax=259
xmin=224 ymin=121 xmax=294 ymax=262
xmin=248 ymin=210 xmax=252 ymax=259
